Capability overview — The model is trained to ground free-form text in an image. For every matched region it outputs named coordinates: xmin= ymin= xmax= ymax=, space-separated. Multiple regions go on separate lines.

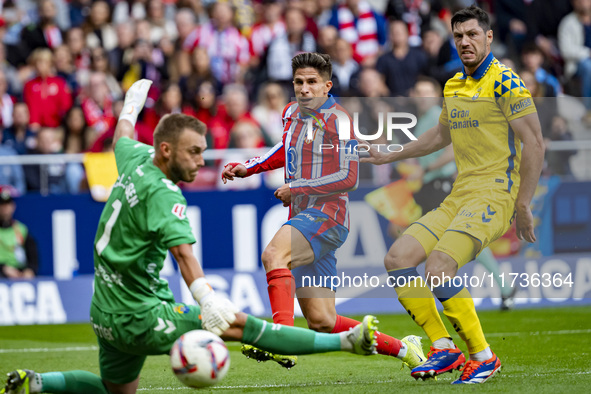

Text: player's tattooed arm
xmin=510 ymin=113 xmax=545 ymax=243
xmin=114 ymin=79 xmax=153 ymax=149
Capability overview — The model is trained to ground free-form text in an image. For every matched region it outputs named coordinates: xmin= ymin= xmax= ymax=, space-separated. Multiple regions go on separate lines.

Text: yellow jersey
xmin=439 ymin=52 xmax=537 ymax=198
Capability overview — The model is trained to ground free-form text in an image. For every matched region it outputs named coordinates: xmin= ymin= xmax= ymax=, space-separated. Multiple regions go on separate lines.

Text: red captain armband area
xmin=221 ymin=162 xmax=242 ymax=180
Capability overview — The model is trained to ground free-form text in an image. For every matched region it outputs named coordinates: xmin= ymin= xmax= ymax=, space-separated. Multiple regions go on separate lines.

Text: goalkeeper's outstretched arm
xmin=170 ymin=243 xmax=238 ymax=336
xmin=113 ymin=79 xmax=153 ymax=149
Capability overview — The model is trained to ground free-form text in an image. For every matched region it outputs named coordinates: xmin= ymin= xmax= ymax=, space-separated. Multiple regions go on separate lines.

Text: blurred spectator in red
xmin=252 ymin=82 xmax=288 ymax=144
xmin=175 ymin=8 xmax=200 ymax=52
xmin=187 ymin=2 xmax=250 ymax=85
xmin=113 ymin=0 xmax=148 ymax=24
xmin=146 ymin=0 xmax=178 ymax=44
xmin=329 ymin=0 xmax=387 ymax=65
xmin=80 ymin=72 xmax=116 ymax=135
xmin=15 ymin=0 xmax=63 ymax=66
xmin=179 ymin=47 xmax=218 ymax=103
xmin=0 ymin=188 xmax=38 ymax=279
xmin=331 ymin=38 xmax=360 ymax=96
xmin=66 ymin=27 xmax=91 ymax=71
xmin=189 ymin=80 xmax=220 ymax=128
xmin=249 ymin=0 xmax=286 ymax=63
xmin=53 ymin=44 xmax=79 ymax=94
xmin=63 ymin=106 xmax=94 ymax=153
xmin=90 ymin=47 xmax=123 ymax=100
xmin=266 ymin=7 xmax=316 ymax=90
xmin=23 ymin=48 xmax=73 ymax=130
xmin=142 ymin=82 xmax=184 ymax=130
xmin=209 ymin=84 xmax=257 ymax=149
xmin=109 ymin=22 xmax=137 ymax=83
xmin=0 ymin=70 xmax=16 ymax=129
xmin=83 ymin=0 xmax=117 ymax=52
xmin=376 ymin=19 xmax=428 ymax=97
xmin=2 ymin=103 xmax=36 ymax=155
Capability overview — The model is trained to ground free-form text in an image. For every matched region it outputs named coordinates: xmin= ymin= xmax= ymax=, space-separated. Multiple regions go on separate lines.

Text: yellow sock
xmin=389 ymin=268 xmax=450 ymax=343
xmin=441 ymin=287 xmax=489 ymax=354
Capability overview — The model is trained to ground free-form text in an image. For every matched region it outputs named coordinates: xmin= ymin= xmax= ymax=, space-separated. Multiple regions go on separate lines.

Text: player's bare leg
xmin=296 ymin=288 xmax=337 ymax=332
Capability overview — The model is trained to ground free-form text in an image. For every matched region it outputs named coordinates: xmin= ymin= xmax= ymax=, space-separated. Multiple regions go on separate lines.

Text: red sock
xmin=266 ymin=268 xmax=295 ymax=326
xmin=331 ymin=315 xmax=403 ymax=357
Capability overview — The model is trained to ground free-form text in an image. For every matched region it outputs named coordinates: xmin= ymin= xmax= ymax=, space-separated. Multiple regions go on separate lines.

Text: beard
xmin=462 ymin=52 xmax=485 ymax=68
xmin=169 ymin=153 xmax=197 ymax=184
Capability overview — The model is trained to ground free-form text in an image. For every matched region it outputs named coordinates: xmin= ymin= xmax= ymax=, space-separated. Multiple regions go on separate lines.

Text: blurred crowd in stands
xmin=0 ymin=0 xmax=587 ymax=195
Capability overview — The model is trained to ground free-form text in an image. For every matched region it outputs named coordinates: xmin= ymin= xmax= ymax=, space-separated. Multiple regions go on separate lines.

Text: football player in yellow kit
xmin=362 ymin=5 xmax=544 ymax=384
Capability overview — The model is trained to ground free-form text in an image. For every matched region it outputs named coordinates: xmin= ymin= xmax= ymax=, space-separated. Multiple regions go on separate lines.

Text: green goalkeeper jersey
xmin=91 ymin=137 xmax=196 ymax=313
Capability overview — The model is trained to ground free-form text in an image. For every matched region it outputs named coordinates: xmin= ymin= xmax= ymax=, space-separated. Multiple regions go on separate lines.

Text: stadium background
xmin=0 ymin=0 xmax=590 ymax=390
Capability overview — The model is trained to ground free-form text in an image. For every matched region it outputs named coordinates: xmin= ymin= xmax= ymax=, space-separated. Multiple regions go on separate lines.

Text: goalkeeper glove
xmin=190 ymin=278 xmax=238 ymax=336
xmin=119 ymin=79 xmax=152 ymax=126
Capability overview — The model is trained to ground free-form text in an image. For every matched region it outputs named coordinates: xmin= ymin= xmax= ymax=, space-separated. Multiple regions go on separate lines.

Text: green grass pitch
xmin=1 ymin=306 xmax=590 ymax=393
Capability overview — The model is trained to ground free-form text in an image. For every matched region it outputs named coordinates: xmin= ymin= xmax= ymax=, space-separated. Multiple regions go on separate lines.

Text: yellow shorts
xmin=404 ymin=186 xmax=515 ymax=267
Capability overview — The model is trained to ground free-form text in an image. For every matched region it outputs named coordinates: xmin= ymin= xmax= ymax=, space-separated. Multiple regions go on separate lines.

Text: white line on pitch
xmin=3 ymin=328 xmax=590 ymax=354
xmin=137 ymin=372 xmax=591 ymax=391
xmin=0 ymin=346 xmax=99 ymax=353
xmin=486 ymin=328 xmax=591 ymax=337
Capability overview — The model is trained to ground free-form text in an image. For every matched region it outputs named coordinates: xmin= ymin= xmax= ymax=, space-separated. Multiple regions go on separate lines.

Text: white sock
xmin=31 ymin=373 xmax=43 ymax=393
xmin=471 ymin=347 xmax=493 ymax=362
xmin=432 ymin=337 xmax=455 ymax=349
xmin=339 ymin=331 xmax=353 ymax=352
xmin=397 ymin=342 xmax=408 ymax=358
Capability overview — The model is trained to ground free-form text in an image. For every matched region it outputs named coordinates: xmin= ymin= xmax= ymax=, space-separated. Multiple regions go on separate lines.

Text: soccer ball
xmin=170 ymin=330 xmax=230 ymax=388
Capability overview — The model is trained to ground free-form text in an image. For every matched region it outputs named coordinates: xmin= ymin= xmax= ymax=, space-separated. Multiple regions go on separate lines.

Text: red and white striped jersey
xmin=249 ymin=21 xmax=286 ymax=57
xmin=243 ymin=97 xmax=359 ymax=229
xmin=185 ymin=23 xmax=250 ymax=84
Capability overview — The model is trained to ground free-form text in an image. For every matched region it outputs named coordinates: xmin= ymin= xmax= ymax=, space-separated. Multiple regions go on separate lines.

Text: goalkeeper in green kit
xmin=2 ymin=80 xmax=378 ymax=394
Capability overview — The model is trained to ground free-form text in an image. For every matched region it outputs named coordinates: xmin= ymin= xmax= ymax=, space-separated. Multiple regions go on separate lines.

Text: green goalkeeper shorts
xmin=89 ymin=301 xmax=202 ymax=384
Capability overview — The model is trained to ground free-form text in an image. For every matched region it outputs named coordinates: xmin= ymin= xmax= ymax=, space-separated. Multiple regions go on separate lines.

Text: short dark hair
xmin=451 ymin=5 xmax=491 ymax=33
xmin=291 ymin=52 xmax=332 ymax=81
xmin=153 ymin=113 xmax=206 ymax=148
xmin=522 ymin=41 xmax=543 ymax=56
